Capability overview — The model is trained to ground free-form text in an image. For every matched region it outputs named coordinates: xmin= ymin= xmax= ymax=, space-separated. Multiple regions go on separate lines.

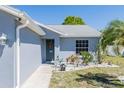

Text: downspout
xmin=16 ymin=19 xmax=29 ymax=88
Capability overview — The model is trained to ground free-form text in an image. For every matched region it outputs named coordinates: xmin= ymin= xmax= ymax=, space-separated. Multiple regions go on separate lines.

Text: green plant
xmin=66 ymin=54 xmax=79 ymax=64
xmin=101 ymin=20 xmax=124 ymax=53
xmin=80 ymin=51 xmax=93 ymax=65
xmin=62 ymin=16 xmax=85 ymax=25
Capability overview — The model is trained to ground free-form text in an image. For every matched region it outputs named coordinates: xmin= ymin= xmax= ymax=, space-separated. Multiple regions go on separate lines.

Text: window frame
xmin=76 ymin=40 xmax=89 ymax=54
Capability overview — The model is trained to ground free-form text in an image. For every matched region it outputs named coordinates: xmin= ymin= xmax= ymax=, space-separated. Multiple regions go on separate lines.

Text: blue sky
xmin=14 ymin=5 xmax=124 ymax=30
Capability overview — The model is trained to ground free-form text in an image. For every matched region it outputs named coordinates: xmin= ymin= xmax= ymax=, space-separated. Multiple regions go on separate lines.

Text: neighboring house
xmin=0 ymin=6 xmax=101 ymax=88
xmin=106 ymin=45 xmax=124 ymax=56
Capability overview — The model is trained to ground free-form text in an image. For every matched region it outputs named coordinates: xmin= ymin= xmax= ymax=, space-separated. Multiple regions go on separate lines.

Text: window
xmin=76 ymin=40 xmax=88 ymax=54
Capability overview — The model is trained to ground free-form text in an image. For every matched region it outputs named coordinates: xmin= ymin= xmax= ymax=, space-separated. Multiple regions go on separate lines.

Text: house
xmin=0 ymin=6 xmax=101 ymax=88
xmin=0 ymin=6 xmax=45 ymax=88
xmin=38 ymin=24 xmax=101 ymax=63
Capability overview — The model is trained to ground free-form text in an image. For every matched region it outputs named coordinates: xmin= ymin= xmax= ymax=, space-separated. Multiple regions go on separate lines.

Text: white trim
xmin=16 ymin=20 xmax=29 ymax=88
xmin=34 ymin=21 xmax=68 ymax=36
xmin=60 ymin=35 xmax=101 ymax=37
xmin=0 ymin=5 xmax=45 ymax=36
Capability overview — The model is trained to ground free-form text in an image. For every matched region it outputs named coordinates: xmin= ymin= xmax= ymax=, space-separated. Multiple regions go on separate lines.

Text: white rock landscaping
xmin=53 ymin=63 xmax=119 ymax=72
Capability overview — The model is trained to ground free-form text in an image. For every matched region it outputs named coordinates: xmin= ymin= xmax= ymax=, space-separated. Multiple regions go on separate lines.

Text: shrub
xmin=66 ymin=54 xmax=79 ymax=64
xmin=80 ymin=51 xmax=93 ymax=65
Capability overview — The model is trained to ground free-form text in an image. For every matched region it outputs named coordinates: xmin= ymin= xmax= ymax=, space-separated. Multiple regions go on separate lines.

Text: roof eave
xmin=34 ymin=21 xmax=67 ymax=36
xmin=0 ymin=5 xmax=45 ymax=36
xmin=23 ymin=13 xmax=46 ymax=36
xmin=60 ymin=35 xmax=101 ymax=38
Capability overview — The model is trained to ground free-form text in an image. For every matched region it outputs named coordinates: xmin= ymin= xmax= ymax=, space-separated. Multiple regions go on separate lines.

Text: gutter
xmin=0 ymin=5 xmax=45 ymax=36
xmin=0 ymin=5 xmax=45 ymax=88
xmin=16 ymin=19 xmax=29 ymax=88
xmin=60 ymin=35 xmax=101 ymax=38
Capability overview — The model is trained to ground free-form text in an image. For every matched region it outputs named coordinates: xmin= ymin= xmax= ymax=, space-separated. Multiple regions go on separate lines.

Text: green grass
xmin=49 ymin=56 xmax=124 ymax=88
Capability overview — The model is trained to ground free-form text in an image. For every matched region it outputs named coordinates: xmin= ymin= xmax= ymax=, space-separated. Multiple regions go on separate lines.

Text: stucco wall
xmin=41 ymin=28 xmax=60 ymax=62
xmin=40 ymin=27 xmax=99 ymax=62
xmin=0 ymin=10 xmax=43 ymax=87
xmin=60 ymin=37 xmax=99 ymax=60
xmin=20 ymin=27 xmax=42 ymax=86
xmin=0 ymin=11 xmax=16 ymax=88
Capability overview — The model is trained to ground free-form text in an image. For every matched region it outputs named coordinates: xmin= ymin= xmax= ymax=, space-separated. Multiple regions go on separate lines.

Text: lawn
xmin=49 ymin=56 xmax=124 ymax=88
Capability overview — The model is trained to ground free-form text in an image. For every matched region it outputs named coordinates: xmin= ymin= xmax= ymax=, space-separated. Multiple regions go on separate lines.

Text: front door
xmin=46 ymin=39 xmax=54 ymax=61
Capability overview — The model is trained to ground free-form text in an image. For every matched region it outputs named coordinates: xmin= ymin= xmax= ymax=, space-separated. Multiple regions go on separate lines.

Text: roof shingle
xmin=47 ymin=25 xmax=101 ymax=37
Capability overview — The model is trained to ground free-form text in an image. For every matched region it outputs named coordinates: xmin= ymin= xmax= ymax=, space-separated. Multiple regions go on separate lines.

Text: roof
xmin=0 ymin=6 xmax=100 ymax=37
xmin=34 ymin=21 xmax=67 ymax=36
xmin=0 ymin=5 xmax=45 ymax=36
xmin=47 ymin=25 xmax=101 ymax=37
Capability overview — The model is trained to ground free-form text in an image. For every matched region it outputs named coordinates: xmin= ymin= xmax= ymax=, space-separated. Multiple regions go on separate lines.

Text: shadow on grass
xmin=75 ymin=72 xmax=124 ymax=88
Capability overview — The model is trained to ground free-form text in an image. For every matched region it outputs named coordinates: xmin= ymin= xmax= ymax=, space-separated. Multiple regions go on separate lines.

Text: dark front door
xmin=46 ymin=39 xmax=54 ymax=61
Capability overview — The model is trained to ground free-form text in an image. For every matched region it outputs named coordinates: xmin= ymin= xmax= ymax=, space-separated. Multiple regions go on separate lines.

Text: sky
xmin=14 ymin=5 xmax=124 ymax=31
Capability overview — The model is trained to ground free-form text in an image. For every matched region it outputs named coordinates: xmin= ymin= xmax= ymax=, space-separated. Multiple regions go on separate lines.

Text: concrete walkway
xmin=21 ymin=64 xmax=53 ymax=88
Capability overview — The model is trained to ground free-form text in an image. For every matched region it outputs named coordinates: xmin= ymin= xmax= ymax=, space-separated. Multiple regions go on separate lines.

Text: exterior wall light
xmin=0 ymin=33 xmax=7 ymax=45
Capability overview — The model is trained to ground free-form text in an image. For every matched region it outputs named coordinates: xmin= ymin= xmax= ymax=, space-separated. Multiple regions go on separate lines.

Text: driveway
xmin=21 ymin=64 xmax=53 ymax=88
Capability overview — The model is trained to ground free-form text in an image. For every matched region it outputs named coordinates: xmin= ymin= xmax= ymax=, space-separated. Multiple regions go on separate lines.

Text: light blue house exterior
xmin=0 ymin=6 xmax=45 ymax=88
xmin=39 ymin=24 xmax=100 ymax=63
xmin=0 ymin=6 xmax=101 ymax=88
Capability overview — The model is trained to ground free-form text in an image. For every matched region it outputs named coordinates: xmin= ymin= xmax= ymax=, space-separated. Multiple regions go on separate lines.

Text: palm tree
xmin=101 ymin=20 xmax=124 ymax=55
